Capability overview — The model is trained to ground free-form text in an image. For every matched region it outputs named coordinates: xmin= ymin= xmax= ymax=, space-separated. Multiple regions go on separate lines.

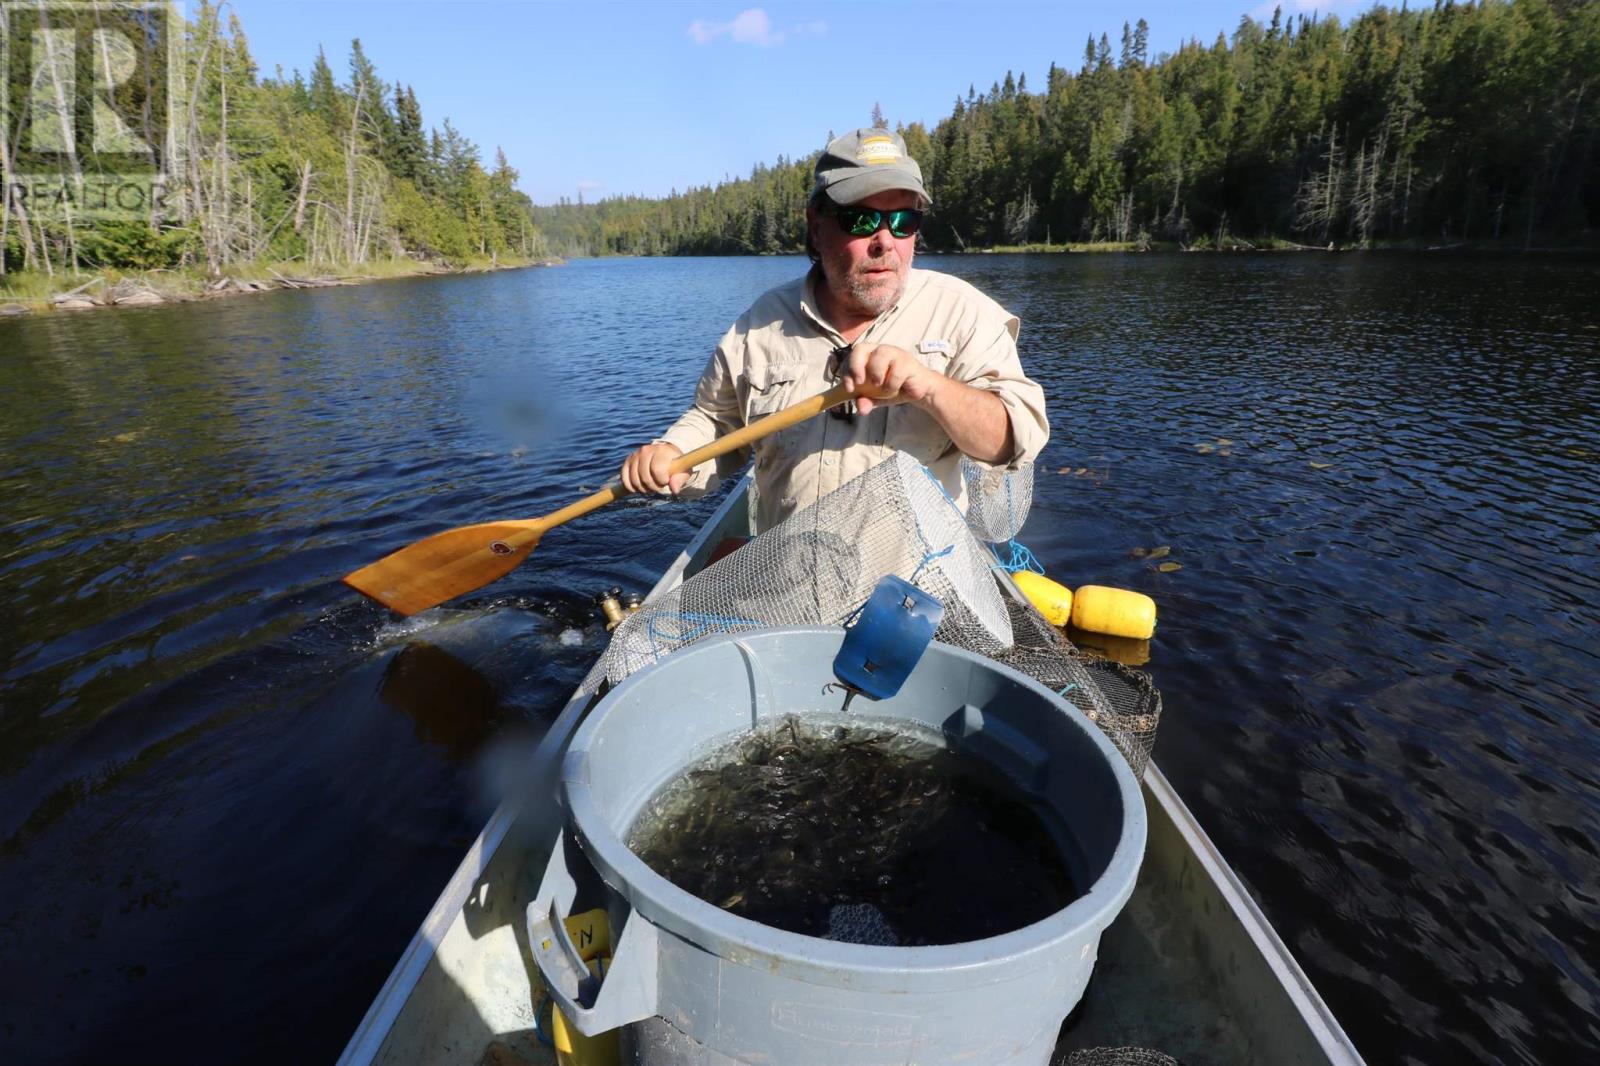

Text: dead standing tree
xmin=180 ymin=3 xmax=260 ymax=273
xmin=1348 ymin=128 xmax=1391 ymax=246
xmin=344 ymin=78 xmax=363 ymax=262
xmin=183 ymin=2 xmax=220 ymax=272
xmin=1004 ymin=186 xmax=1037 ymax=244
xmin=1294 ymin=123 xmax=1345 ymax=245
xmin=293 ymin=159 xmax=311 ymax=233
xmin=337 ymin=69 xmax=391 ymax=265
xmin=0 ymin=5 xmax=43 ymax=274
xmin=27 ymin=2 xmax=86 ymax=275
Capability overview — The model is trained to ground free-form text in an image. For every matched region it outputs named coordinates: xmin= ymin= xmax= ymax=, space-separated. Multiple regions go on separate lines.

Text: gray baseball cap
xmin=812 ymin=127 xmax=932 ymax=207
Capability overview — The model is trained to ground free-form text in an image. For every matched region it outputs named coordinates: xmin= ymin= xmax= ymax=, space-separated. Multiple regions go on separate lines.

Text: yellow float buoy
xmin=1070 ymin=585 xmax=1158 ymax=640
xmin=1012 ymin=570 xmax=1073 ymax=626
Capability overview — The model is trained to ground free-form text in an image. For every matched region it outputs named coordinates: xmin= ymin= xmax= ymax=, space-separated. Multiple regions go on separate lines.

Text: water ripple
xmin=1 ymin=253 xmax=1598 ymax=1063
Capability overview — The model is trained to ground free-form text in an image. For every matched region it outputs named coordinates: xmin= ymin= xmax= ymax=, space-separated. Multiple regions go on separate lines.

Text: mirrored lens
xmin=842 ymin=209 xmax=881 ymax=236
xmin=886 ymin=209 xmax=922 ymax=237
xmin=835 ymin=207 xmax=923 ymax=238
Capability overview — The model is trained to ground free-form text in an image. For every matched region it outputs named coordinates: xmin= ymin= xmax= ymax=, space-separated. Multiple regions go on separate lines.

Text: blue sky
xmin=226 ymin=0 xmax=1383 ymax=205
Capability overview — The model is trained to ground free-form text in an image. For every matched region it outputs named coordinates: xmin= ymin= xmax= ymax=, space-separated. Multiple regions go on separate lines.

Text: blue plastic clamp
xmin=832 ymin=575 xmax=944 ymax=700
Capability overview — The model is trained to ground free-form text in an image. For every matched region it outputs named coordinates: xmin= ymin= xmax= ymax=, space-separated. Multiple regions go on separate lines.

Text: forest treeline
xmin=1 ymin=1 xmax=543 ymax=277
xmin=534 ymin=0 xmax=1599 ymax=255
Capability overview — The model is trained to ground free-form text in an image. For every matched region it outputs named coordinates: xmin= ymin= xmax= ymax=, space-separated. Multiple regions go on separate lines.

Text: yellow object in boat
xmin=551 ymin=909 xmax=620 ymax=1066
xmin=556 ymin=907 xmax=610 ymax=961
xmin=1071 ymin=585 xmax=1158 ymax=640
xmin=1012 ymin=570 xmax=1073 ymax=626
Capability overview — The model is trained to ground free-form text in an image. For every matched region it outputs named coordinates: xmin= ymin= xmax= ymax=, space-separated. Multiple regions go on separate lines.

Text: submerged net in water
xmin=1062 ymin=1050 xmax=1182 ymax=1066
xmin=579 ymin=453 xmax=1161 ymax=777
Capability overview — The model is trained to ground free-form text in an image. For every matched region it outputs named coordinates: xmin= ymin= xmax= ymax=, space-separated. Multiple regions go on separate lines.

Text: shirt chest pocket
xmin=743 ymin=362 xmax=805 ymax=419
xmin=913 ymin=345 xmax=954 ymax=376
xmin=883 ymin=346 xmax=955 ymax=458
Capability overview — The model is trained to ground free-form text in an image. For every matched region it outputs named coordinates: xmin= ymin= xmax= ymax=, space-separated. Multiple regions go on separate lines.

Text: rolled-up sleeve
xmin=655 ymin=327 xmax=750 ymax=497
xmin=950 ymin=313 xmax=1050 ymax=468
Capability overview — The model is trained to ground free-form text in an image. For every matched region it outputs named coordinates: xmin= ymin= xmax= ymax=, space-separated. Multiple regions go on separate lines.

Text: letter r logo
xmin=27 ymin=25 xmax=151 ymax=155
xmin=3 ymin=1 xmax=171 ymax=170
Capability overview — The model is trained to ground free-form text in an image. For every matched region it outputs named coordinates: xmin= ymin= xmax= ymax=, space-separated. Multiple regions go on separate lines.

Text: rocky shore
xmin=0 ymin=257 xmax=561 ymax=318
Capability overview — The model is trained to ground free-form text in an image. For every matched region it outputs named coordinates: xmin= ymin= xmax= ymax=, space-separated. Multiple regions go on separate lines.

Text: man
xmin=620 ymin=127 xmax=1049 ymax=533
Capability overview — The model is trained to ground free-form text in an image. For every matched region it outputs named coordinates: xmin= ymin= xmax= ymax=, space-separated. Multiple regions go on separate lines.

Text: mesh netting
xmin=992 ymin=591 xmax=1162 ymax=777
xmin=579 ymin=452 xmax=1160 ymax=777
xmin=962 ymin=458 xmax=1035 ymax=544
xmin=1062 ymin=1049 xmax=1181 ymax=1066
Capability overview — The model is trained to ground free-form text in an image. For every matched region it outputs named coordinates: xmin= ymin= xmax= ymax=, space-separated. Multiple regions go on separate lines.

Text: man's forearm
xmin=917 ymin=378 xmax=1015 ymax=464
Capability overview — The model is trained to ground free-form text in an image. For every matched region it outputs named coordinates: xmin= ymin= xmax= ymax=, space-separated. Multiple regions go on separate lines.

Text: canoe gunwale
xmin=1139 ymin=763 xmax=1364 ymax=1064
xmin=339 ymin=474 xmax=1365 ymax=1066
xmin=337 ymin=481 xmax=752 ymax=1066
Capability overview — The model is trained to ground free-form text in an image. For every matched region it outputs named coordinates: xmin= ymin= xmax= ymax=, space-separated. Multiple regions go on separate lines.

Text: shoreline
xmin=0 ymin=255 xmax=563 ymax=318
xmin=966 ymin=236 xmax=1600 ymax=254
xmin=551 ymin=236 xmax=1598 ymax=260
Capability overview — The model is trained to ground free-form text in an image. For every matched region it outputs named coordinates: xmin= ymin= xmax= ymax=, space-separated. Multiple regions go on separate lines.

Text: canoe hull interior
xmin=340 ymin=478 xmax=1364 ymax=1066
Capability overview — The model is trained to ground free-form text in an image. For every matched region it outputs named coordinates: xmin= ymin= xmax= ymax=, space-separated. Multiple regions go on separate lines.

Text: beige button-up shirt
xmin=659 ymin=267 xmax=1050 ymax=533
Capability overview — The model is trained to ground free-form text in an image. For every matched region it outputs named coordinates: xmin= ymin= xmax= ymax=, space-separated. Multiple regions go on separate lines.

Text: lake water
xmin=1 ymin=253 xmax=1596 ymax=1064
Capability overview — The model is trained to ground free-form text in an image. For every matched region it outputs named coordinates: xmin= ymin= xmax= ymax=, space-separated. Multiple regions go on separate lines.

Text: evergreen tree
xmin=307 ymin=46 xmax=342 ymax=130
xmin=14 ymin=0 xmax=1597 ymax=276
xmin=348 ymin=39 xmax=396 ymax=160
xmin=538 ymin=0 xmax=1597 ymax=255
xmin=1 ymin=5 xmax=545 ymax=275
xmin=392 ymin=84 xmax=427 ymax=183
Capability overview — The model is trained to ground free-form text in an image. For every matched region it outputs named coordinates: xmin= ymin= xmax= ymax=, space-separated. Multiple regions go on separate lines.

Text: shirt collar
xmin=799 ymin=266 xmax=923 ymax=339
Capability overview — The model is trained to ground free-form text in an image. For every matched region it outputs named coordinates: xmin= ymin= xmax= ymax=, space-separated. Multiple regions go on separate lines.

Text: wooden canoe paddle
xmin=343 ymin=381 xmax=855 ymax=615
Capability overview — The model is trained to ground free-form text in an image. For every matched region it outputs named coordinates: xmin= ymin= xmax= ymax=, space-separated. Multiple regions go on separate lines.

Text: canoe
xmin=339 ymin=476 xmax=1367 ymax=1066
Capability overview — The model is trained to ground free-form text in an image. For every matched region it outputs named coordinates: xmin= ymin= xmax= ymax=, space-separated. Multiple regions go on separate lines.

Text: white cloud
xmin=577 ymin=180 xmax=603 ymax=192
xmin=687 ymin=9 xmax=824 ymax=47
xmin=689 ymin=9 xmax=779 ymax=46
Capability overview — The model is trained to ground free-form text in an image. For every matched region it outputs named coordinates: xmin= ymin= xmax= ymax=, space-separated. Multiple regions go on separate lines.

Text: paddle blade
xmin=342 ymin=521 xmax=543 ymax=616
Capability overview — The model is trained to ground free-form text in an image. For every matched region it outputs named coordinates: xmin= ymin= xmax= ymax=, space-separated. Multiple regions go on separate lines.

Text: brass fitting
xmin=595 ymin=587 xmax=627 ymax=631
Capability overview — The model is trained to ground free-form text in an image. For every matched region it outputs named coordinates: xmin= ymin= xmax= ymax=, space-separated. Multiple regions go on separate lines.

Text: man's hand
xmin=620 ymin=442 xmax=688 ymax=495
xmin=844 ymin=341 xmax=1015 ymax=463
xmin=843 ymin=343 xmax=944 ymax=416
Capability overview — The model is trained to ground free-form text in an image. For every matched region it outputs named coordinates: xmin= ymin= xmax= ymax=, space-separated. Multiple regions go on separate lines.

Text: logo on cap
xmin=856 ymin=136 xmax=902 ymax=165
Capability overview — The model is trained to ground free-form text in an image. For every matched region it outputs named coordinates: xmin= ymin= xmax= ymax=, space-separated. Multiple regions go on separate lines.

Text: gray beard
xmin=840 ymin=265 xmax=905 ymax=317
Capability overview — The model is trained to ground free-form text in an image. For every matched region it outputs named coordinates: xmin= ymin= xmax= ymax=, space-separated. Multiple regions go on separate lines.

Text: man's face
xmin=811 ymin=190 xmax=919 ymax=319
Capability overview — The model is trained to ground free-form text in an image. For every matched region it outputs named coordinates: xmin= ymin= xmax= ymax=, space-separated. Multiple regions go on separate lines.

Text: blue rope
xmin=995 ymin=538 xmax=1045 ymax=574
xmin=918 ymin=464 xmax=967 ymax=518
xmin=646 ymin=610 xmax=761 ymax=657
xmin=532 ymin=994 xmax=554 ymax=1047
xmin=899 ymin=464 xmax=969 ymax=590
xmin=977 ymin=465 xmax=1043 ymax=573
xmin=909 ymin=544 xmax=956 ymax=586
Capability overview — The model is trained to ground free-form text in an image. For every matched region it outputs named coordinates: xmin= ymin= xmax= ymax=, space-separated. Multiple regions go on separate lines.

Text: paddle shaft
xmin=527 ymin=381 xmax=854 ymax=538
xmin=341 ymin=381 xmax=858 ymax=615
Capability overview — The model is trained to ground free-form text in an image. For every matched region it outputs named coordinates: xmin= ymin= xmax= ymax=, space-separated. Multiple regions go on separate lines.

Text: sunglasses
xmin=827 ymin=205 xmax=924 ymax=239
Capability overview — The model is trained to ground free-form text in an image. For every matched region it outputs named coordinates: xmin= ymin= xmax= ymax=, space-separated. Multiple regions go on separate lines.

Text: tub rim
xmin=560 ymin=626 xmax=1147 ymax=992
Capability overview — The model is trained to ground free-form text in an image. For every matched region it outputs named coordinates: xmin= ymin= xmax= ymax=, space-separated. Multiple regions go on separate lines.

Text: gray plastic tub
xmin=529 ymin=626 xmax=1146 ymax=1065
